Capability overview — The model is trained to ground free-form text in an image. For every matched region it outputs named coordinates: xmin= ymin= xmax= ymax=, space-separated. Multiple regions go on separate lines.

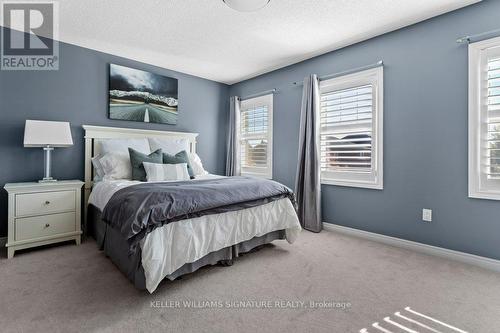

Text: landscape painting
xmin=109 ymin=64 xmax=178 ymax=125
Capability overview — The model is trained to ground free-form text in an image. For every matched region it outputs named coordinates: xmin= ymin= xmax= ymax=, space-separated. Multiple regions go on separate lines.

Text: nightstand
xmin=4 ymin=180 xmax=84 ymax=258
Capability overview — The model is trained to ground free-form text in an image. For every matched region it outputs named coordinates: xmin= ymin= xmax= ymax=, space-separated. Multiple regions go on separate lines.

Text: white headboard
xmin=82 ymin=125 xmax=198 ymax=227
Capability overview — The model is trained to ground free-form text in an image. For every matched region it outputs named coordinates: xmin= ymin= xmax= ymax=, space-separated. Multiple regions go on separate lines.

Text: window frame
xmin=319 ymin=66 xmax=384 ymax=190
xmin=468 ymin=36 xmax=500 ymax=200
xmin=239 ymin=93 xmax=273 ymax=179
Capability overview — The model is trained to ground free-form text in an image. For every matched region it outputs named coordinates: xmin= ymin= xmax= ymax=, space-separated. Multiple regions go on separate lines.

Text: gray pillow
xmin=128 ymin=148 xmax=163 ymax=181
xmin=162 ymin=150 xmax=194 ymax=178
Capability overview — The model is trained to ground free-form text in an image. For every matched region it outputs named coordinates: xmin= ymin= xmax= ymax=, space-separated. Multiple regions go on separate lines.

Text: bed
xmin=83 ymin=125 xmax=301 ymax=293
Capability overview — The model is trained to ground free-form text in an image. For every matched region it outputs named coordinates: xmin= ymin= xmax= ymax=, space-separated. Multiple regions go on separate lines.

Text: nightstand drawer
xmin=15 ymin=212 xmax=76 ymax=241
xmin=16 ymin=190 xmax=76 ymax=216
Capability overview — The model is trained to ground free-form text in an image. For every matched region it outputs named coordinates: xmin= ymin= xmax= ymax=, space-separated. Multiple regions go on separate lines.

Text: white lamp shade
xmin=24 ymin=120 xmax=74 ymax=148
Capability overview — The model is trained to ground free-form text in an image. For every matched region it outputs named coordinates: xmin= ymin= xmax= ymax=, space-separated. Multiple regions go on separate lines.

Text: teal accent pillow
xmin=162 ymin=150 xmax=194 ymax=178
xmin=128 ymin=148 xmax=163 ymax=181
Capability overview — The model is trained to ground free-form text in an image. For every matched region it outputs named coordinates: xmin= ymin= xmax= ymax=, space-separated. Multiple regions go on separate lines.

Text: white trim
xmin=319 ymin=66 xmax=383 ymax=190
xmin=320 ymin=178 xmax=383 ymax=190
xmin=322 ymin=223 xmax=500 ymax=273
xmin=468 ymin=36 xmax=500 ymax=201
xmin=0 ymin=237 xmax=6 ymax=248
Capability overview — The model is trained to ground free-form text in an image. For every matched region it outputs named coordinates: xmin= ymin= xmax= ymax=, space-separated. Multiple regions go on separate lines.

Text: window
xmin=319 ymin=67 xmax=383 ymax=189
xmin=239 ymin=94 xmax=273 ymax=178
xmin=469 ymin=36 xmax=500 ymax=200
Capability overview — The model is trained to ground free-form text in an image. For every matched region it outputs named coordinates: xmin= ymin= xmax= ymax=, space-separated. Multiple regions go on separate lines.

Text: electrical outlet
xmin=422 ymin=209 xmax=432 ymax=222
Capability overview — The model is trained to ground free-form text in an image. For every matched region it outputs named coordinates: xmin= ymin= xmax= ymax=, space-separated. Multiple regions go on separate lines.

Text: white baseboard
xmin=323 ymin=222 xmax=500 ymax=273
xmin=0 ymin=237 xmax=6 ymax=248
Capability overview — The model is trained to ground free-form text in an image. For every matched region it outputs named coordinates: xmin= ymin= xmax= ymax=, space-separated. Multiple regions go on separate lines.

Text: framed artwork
xmin=109 ymin=64 xmax=178 ymax=125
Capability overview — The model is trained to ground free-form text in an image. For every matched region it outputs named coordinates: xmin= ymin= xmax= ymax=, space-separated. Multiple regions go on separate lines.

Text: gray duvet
xmin=101 ymin=176 xmax=295 ymax=254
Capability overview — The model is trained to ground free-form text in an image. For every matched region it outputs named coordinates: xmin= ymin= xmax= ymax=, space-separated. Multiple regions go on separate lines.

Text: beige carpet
xmin=0 ymin=230 xmax=499 ymax=333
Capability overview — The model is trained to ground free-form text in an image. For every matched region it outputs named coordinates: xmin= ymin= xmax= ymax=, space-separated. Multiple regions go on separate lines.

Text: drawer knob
xmin=45 ymin=223 xmax=50 ymax=228
xmin=44 ymin=201 xmax=50 ymax=205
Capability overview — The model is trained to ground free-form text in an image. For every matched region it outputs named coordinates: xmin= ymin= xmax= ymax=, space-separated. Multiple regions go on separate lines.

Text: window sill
xmin=469 ymin=190 xmax=500 ymax=201
xmin=321 ymin=178 xmax=383 ymax=190
xmin=241 ymin=172 xmax=272 ymax=180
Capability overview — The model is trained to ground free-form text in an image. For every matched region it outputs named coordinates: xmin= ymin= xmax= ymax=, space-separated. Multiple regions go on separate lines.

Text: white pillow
xmin=99 ymin=153 xmax=132 ymax=180
xmin=97 ymin=138 xmax=150 ymax=156
xmin=148 ymin=138 xmax=189 ymax=155
xmin=188 ymin=152 xmax=208 ymax=176
xmin=91 ymin=154 xmax=105 ymax=178
xmin=143 ymin=162 xmax=190 ymax=182
xmin=96 ymin=139 xmax=150 ymax=180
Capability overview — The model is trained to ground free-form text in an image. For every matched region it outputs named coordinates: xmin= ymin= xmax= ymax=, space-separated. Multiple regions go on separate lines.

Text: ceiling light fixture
xmin=223 ymin=0 xmax=270 ymax=12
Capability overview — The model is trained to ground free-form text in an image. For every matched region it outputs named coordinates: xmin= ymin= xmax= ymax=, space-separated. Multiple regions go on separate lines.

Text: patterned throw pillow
xmin=143 ymin=162 xmax=190 ymax=182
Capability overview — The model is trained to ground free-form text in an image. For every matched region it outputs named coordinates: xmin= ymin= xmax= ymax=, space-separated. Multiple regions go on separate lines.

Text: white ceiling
xmin=56 ymin=0 xmax=480 ymax=84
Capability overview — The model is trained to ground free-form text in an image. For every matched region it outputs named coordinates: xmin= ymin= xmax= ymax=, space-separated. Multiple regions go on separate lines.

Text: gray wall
xmin=230 ymin=0 xmax=500 ymax=260
xmin=0 ymin=28 xmax=229 ymax=237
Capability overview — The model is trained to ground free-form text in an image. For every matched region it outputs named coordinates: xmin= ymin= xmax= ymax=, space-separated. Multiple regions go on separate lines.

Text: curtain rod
xmin=239 ymin=88 xmax=277 ymax=101
xmin=457 ymin=28 xmax=500 ymax=44
xmin=292 ymin=60 xmax=383 ymax=86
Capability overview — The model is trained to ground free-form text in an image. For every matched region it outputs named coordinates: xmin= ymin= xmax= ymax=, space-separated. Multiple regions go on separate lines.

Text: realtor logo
xmin=1 ymin=1 xmax=59 ymax=70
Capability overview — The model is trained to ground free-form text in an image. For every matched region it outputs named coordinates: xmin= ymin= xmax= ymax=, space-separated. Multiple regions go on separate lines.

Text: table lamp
xmin=23 ymin=120 xmax=74 ymax=182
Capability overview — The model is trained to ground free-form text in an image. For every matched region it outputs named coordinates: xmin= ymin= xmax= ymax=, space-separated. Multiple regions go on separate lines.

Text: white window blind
xmin=487 ymin=56 xmax=500 ymax=180
xmin=469 ymin=36 xmax=500 ymax=200
xmin=320 ymin=84 xmax=373 ymax=171
xmin=239 ymin=94 xmax=273 ymax=178
xmin=319 ymin=67 xmax=383 ymax=189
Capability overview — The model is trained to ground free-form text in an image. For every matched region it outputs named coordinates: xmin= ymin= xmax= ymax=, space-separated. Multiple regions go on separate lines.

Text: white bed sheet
xmin=88 ymin=175 xmax=302 ymax=293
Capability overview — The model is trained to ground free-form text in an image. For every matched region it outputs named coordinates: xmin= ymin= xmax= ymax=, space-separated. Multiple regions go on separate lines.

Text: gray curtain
xmin=295 ymin=74 xmax=322 ymax=232
xmin=226 ymin=96 xmax=241 ymax=176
